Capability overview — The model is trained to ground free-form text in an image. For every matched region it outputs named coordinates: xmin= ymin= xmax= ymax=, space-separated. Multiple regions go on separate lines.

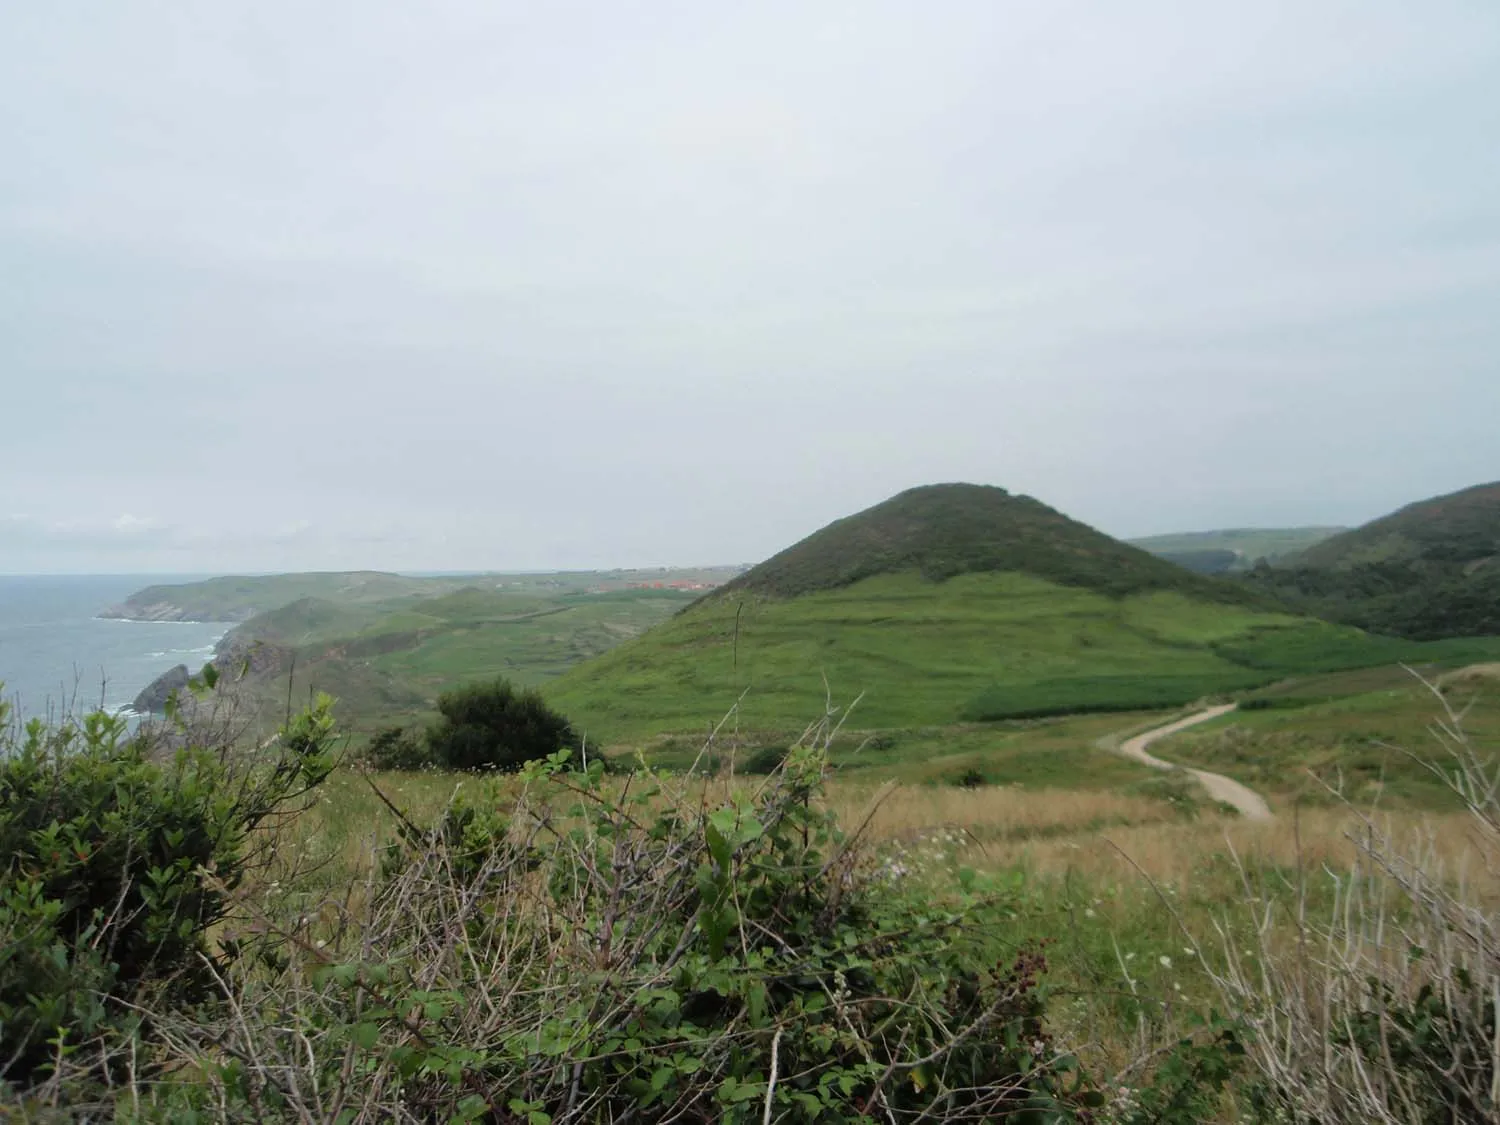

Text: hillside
xmin=1242 ymin=482 xmax=1500 ymax=639
xmin=546 ymin=485 xmax=1496 ymax=744
xmin=1129 ymin=527 xmax=1345 ymax=574
xmin=710 ymin=483 xmax=1263 ymax=604
xmin=1297 ymin=481 xmax=1500 ymax=569
xmin=128 ymin=570 xmax=739 ymax=729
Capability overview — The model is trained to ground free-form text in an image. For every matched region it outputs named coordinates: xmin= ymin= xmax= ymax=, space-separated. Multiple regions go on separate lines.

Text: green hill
xmin=547 ymin=485 xmax=1498 ymax=745
xmin=710 ymin=483 xmax=1264 ymax=603
xmin=1129 ymin=527 xmax=1346 ymax=574
xmin=1242 ymin=482 xmax=1500 ymax=639
xmin=1297 ymin=482 xmax=1500 ymax=569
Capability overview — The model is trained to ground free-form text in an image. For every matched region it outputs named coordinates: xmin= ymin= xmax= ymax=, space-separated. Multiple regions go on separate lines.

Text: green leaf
xmin=352 ymin=1022 xmax=380 ymax=1050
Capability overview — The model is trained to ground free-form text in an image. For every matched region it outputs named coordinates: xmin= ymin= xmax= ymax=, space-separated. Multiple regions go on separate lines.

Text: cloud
xmin=1 ymin=1 xmax=1498 ymax=573
xmin=2 ymin=514 xmax=176 ymax=548
xmin=109 ymin=519 xmax=168 ymax=540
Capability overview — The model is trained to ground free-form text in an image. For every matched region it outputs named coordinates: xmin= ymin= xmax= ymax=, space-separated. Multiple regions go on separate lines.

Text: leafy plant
xmin=0 ymin=677 xmax=338 ymax=1090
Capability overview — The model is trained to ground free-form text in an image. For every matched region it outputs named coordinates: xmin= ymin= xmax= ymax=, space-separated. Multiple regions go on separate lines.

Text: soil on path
xmin=1117 ymin=705 xmax=1272 ymax=821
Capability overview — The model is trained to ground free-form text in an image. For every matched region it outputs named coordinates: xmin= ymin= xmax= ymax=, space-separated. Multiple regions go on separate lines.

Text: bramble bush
xmin=139 ymin=710 xmax=1107 ymax=1121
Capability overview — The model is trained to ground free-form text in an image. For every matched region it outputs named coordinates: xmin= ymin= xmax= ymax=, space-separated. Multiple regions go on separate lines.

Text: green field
xmin=544 ymin=569 xmax=1500 ymax=746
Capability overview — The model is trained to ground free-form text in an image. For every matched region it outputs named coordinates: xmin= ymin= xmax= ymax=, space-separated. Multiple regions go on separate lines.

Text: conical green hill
xmin=545 ymin=484 xmax=1486 ymax=744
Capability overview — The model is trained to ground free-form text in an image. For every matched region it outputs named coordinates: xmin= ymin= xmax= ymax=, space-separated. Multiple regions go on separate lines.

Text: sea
xmin=0 ymin=576 xmax=227 ymax=724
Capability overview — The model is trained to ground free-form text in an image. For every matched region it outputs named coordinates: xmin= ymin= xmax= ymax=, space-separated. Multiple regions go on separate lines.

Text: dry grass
xmin=285 ymin=772 xmax=1189 ymax=891
xmin=1440 ymin=661 xmax=1500 ymax=688
xmin=827 ymin=782 xmax=1182 ymax=846
xmin=285 ymin=765 xmax=1500 ymax=909
xmin=1189 ymin=684 xmax=1500 ymax=1123
xmin=972 ymin=806 xmax=1499 ymax=894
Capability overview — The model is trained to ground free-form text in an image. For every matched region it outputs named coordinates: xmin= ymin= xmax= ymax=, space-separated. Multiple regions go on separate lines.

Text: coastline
xmin=0 ymin=576 xmax=230 ymax=725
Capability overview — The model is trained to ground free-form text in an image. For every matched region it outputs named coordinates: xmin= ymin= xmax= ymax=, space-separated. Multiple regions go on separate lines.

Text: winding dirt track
xmin=1117 ymin=705 xmax=1272 ymax=820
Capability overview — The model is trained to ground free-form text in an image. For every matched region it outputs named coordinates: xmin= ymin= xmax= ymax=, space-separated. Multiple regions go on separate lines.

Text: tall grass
xmin=1187 ymin=676 xmax=1500 ymax=1122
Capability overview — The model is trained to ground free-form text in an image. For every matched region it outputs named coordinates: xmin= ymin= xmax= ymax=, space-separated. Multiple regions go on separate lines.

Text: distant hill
xmin=1242 ymin=482 xmax=1500 ymax=639
xmin=546 ymin=485 xmax=1487 ymax=744
xmin=100 ymin=571 xmax=470 ymax=623
xmin=711 ymin=483 xmax=1263 ymax=604
xmin=1130 ymin=528 xmax=1346 ymax=574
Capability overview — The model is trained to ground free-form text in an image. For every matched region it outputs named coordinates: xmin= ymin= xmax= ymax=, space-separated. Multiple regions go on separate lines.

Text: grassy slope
xmin=366 ymin=588 xmax=693 ymax=697
xmin=546 ymin=570 xmax=1500 ymax=744
xmin=1158 ymin=662 xmax=1500 ymax=809
xmin=219 ymin=584 xmax=705 ymax=731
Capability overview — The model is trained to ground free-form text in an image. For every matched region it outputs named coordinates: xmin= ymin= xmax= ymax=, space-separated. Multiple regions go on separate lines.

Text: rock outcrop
xmin=99 ymin=601 xmax=252 ymax=623
xmin=131 ymin=664 xmax=193 ymax=714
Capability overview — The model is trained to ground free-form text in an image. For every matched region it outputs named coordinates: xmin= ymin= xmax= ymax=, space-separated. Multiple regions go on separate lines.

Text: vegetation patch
xmin=548 ymin=569 xmax=1497 ymax=742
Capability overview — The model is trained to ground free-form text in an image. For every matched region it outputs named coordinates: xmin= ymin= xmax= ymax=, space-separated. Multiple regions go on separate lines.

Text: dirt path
xmin=1117 ymin=705 xmax=1272 ymax=820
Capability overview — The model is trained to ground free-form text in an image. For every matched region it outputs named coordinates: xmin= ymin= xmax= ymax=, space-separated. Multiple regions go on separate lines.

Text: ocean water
xmin=0 ymin=576 xmax=227 ymax=723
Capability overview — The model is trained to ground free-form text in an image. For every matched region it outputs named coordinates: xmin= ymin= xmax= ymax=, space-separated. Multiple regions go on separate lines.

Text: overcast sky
xmin=4 ymin=1 xmax=1498 ymax=574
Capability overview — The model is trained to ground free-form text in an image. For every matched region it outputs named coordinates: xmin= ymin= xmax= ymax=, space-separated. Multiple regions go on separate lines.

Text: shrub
xmin=736 ymin=743 xmax=788 ymax=774
xmin=425 ymin=678 xmax=584 ymax=772
xmin=363 ymin=724 xmax=432 ymax=770
xmin=137 ymin=719 xmax=1104 ymax=1120
xmin=0 ymin=679 xmax=338 ymax=1091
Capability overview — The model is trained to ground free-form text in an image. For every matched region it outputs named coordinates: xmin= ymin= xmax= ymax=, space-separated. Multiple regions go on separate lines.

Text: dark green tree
xmin=425 ymin=678 xmax=584 ymax=772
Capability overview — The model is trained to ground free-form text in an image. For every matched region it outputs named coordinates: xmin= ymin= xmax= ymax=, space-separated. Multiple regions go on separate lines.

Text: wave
xmin=143 ymin=637 xmax=226 ymax=661
xmin=94 ymin=617 xmax=220 ymax=626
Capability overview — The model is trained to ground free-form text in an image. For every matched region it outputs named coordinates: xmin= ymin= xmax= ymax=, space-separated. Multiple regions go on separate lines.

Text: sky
xmin=3 ymin=1 xmax=1499 ymax=574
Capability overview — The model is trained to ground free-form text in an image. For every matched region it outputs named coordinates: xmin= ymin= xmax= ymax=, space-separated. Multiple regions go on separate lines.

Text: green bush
xmin=425 ymin=678 xmax=584 ymax=772
xmin=0 ymin=680 xmax=337 ymax=1089
xmin=362 ymin=724 xmax=432 ymax=770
